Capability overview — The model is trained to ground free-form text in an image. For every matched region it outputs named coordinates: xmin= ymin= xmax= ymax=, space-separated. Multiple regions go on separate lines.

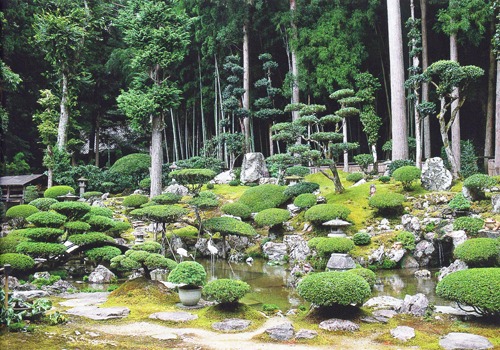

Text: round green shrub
xmin=0 ymin=253 xmax=35 ymax=272
xmin=396 ymin=231 xmax=416 ymax=251
xmin=5 ymin=205 xmax=39 ymax=228
xmin=228 ymin=180 xmax=240 ymax=186
xmin=168 ymin=261 xmax=207 ymax=286
xmin=22 ymin=228 xmax=64 ymax=242
xmin=186 ymin=191 xmax=219 ymax=209
xmin=123 ymin=194 xmax=149 ymax=208
xmin=254 ymin=208 xmax=290 ymax=227
xmin=202 ymin=279 xmax=251 ymax=304
xmin=378 ymin=175 xmax=391 ymax=183
xmin=0 ymin=230 xmax=29 ymax=253
xmin=107 ymin=221 xmax=131 ymax=237
xmin=294 ymin=193 xmax=317 ymax=209
xmin=130 ymin=205 xmax=189 ymax=224
xmin=346 ymin=268 xmax=376 ymax=288
xmin=239 ymin=184 xmax=288 ymax=212
xmin=297 ymin=271 xmax=371 ymax=307
xmin=436 ymin=268 xmax=500 ymax=316
xmin=144 ymin=253 xmax=178 ymax=271
xmin=29 ymin=198 xmax=58 ymax=211
xmin=68 ymin=232 xmax=113 ymax=245
xmin=26 ymin=211 xmax=67 ymax=228
xmin=43 ymin=186 xmax=75 ymax=199
xmin=151 ymin=193 xmax=182 ymax=205
xmin=392 ymin=165 xmax=421 ymax=190
xmin=109 ymin=153 xmax=151 ymax=180
xmin=285 ymin=166 xmax=310 ymax=177
xmin=452 ymin=217 xmax=484 ymax=236
xmin=463 ymin=174 xmax=497 ymax=200
xmin=304 ymin=204 xmax=351 ymax=223
xmin=50 ymin=201 xmax=91 ymax=220
xmin=64 ymin=221 xmax=91 ymax=234
xmin=203 ymin=217 xmax=257 ymax=237
xmin=448 ymin=193 xmax=471 ymax=211
xmin=368 ymin=193 xmax=405 ymax=214
xmin=387 ymin=159 xmax=414 ymax=176
xmin=346 ymin=172 xmax=364 ymax=183
xmin=16 ymin=242 xmax=67 ymax=258
xmin=353 ymin=232 xmax=371 ymax=246
xmin=353 ymin=154 xmax=374 ymax=173
xmin=221 ymin=202 xmax=252 ymax=220
xmin=171 ymin=225 xmax=199 ymax=238
xmin=82 ymin=191 xmax=103 ymax=200
xmin=206 ymin=183 xmax=215 ymax=190
xmin=131 ymin=241 xmax=161 ymax=253
xmin=169 ymin=168 xmax=217 ymax=195
xmin=283 ymin=182 xmax=320 ymax=198
xmin=86 ymin=215 xmax=116 ymax=232
xmin=308 ymin=237 xmax=354 ymax=257
xmin=85 ymin=246 xmax=122 ymax=263
xmin=139 ymin=177 xmax=151 ymax=190
xmin=86 ymin=206 xmax=114 ymax=218
xmin=453 ymin=238 xmax=499 ymax=267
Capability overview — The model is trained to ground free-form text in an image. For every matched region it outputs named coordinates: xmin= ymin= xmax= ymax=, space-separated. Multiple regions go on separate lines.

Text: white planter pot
xmin=178 ymin=287 xmax=202 ymax=306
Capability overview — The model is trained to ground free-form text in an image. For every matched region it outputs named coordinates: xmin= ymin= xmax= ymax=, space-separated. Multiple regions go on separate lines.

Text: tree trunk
xmin=421 ymin=0 xmax=431 ymax=159
xmin=243 ymin=20 xmax=251 ymax=152
xmin=290 ymin=0 xmax=299 ymax=123
xmin=47 ymin=145 xmax=53 ymax=188
xmin=150 ymin=114 xmax=163 ymax=198
xmin=371 ymin=144 xmax=379 ymax=174
xmin=450 ymin=32 xmax=461 ymax=173
xmin=343 ymin=118 xmax=349 ymax=172
xmin=485 ymin=22 xmax=495 ymax=170
xmin=198 ymin=52 xmax=206 ymax=146
xmin=438 ymin=98 xmax=459 ymax=178
xmin=410 ymin=0 xmax=422 ymax=169
xmin=56 ymin=72 xmax=69 ymax=150
xmin=319 ymin=163 xmax=344 ymax=194
xmin=170 ymin=108 xmax=180 ymax=162
xmin=495 ymin=60 xmax=500 ymax=175
xmin=386 ymin=0 xmax=408 ymax=160
xmin=95 ymin=116 xmax=100 ymax=167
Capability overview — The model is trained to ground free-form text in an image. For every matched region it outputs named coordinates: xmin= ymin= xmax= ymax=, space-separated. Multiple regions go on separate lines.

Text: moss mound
xmin=107 ymin=277 xmax=177 ymax=305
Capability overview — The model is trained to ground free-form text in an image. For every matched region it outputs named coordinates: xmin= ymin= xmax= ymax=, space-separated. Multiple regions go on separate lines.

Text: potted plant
xmin=167 ymin=261 xmax=207 ymax=306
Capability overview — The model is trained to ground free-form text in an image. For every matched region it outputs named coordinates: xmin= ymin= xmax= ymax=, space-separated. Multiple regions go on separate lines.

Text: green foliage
xmin=387 ymin=160 xmax=414 ymax=176
xmin=294 ymin=193 xmax=317 ymax=209
xmin=202 ymin=279 xmax=250 ymax=304
xmin=151 ymin=193 xmax=182 ymax=205
xmin=392 ymin=166 xmax=421 ymax=191
xmin=436 ymin=268 xmax=500 ymax=316
xmin=396 ymin=231 xmax=416 ymax=251
xmin=139 ymin=177 xmax=151 ymax=191
xmin=0 ymin=230 xmax=29 ymax=254
xmin=130 ymin=205 xmax=188 ymax=224
xmin=353 ymin=154 xmax=374 ymax=174
xmin=308 ymin=237 xmax=354 ymax=257
xmin=108 ymin=221 xmax=132 ymax=237
xmin=32 ymin=275 xmax=61 ymax=288
xmin=187 ymin=191 xmax=219 ymax=209
xmin=43 ymin=186 xmax=75 ymax=199
xmin=304 ymin=204 xmax=351 ymax=223
xmin=24 ymin=186 xmax=39 ymax=204
xmin=203 ymin=217 xmax=257 ymax=237
xmin=168 ymin=261 xmax=207 ymax=287
xmin=82 ymin=191 xmax=103 ymax=200
xmin=254 ymin=208 xmax=290 ymax=227
xmin=0 ymin=253 xmax=35 ymax=272
xmin=175 ymin=156 xmax=224 ymax=174
xmin=297 ymin=271 xmax=371 ymax=307
xmin=26 ymin=211 xmax=67 ymax=228
xmin=453 ymin=238 xmax=499 ymax=267
xmin=169 ymin=168 xmax=217 ymax=195
xmin=228 ymin=180 xmax=240 ymax=186
xmin=378 ymin=176 xmax=390 ymax=183
xmin=283 ymin=182 xmax=320 ymax=198
xmin=448 ymin=193 xmax=471 ymax=211
xmin=239 ymin=184 xmax=287 ymax=212
xmin=452 ymin=217 xmax=484 ymax=236
xmin=85 ymin=246 xmax=122 ymax=264
xmin=285 ymin=166 xmax=310 ymax=177
xmin=5 ymin=205 xmax=39 ymax=228
xmin=86 ymin=215 xmax=116 ymax=232
xmin=353 ymin=232 xmax=371 ymax=246
xmin=346 ymin=172 xmax=364 ymax=183
xmin=460 ymin=140 xmax=479 ymax=179
xmin=463 ymin=174 xmax=497 ymax=200
xmin=123 ymin=194 xmax=149 ymax=208
xmin=67 ymin=232 xmax=113 ymax=245
xmin=379 ymin=258 xmax=397 ymax=270
xmin=131 ymin=242 xmax=161 ymax=254
xmin=368 ymin=193 xmax=405 ymax=214
xmin=346 ymin=267 xmax=376 ymax=288
xmin=29 ymin=198 xmax=58 ymax=211
xmin=171 ymin=225 xmax=198 ymax=238
xmin=86 ymin=206 xmax=113 ymax=219
xmin=206 ymin=183 xmax=214 ymax=190
xmin=49 ymin=201 xmax=91 ymax=220
xmin=4 ymin=152 xmax=30 ymax=176
xmin=22 ymin=228 xmax=64 ymax=242
xmin=64 ymin=221 xmax=91 ymax=234
xmin=16 ymin=242 xmax=67 ymax=258
xmin=109 ymin=153 xmax=151 ymax=190
xmin=221 ymin=202 xmax=252 ymax=220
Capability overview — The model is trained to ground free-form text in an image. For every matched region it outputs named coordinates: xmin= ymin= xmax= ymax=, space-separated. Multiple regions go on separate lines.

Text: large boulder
xmin=391 ymin=326 xmax=415 ymax=342
xmin=265 ymin=322 xmax=295 ymax=341
xmin=413 ymin=240 xmax=435 ymax=266
xmin=399 ymin=293 xmax=429 ymax=316
xmin=88 ymin=265 xmax=116 ymax=284
xmin=363 ymin=296 xmax=403 ymax=311
xmin=163 ymin=181 xmax=189 ymax=196
xmin=421 ymin=157 xmax=453 ymax=191
xmin=492 ymin=194 xmax=500 ymax=214
xmin=437 ymin=259 xmax=468 ymax=281
xmin=283 ymin=235 xmax=310 ymax=262
xmin=212 ymin=170 xmax=236 ymax=184
xmin=439 ymin=333 xmax=493 ymax=350
xmin=319 ymin=319 xmax=359 ymax=332
xmin=262 ymin=242 xmax=288 ymax=262
xmin=326 ymin=253 xmax=356 ymax=270
xmin=240 ymin=152 xmax=269 ymax=184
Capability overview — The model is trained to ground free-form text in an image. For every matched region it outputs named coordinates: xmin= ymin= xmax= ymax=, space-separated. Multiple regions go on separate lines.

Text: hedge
xmin=254 ymin=208 xmax=290 ymax=227
xmin=368 ymin=193 xmax=405 ymax=214
xmin=463 ymin=174 xmax=497 ymax=200
xmin=67 ymin=232 xmax=113 ymax=245
xmin=294 ymin=193 xmax=317 ymax=209
xmin=239 ymin=184 xmax=288 ymax=212
xmin=26 ymin=211 xmax=67 ymax=228
xmin=387 ymin=159 xmax=414 ymax=176
xmin=221 ymin=202 xmax=252 ymax=220
xmin=16 ymin=242 xmax=67 ymax=258
xmin=43 ymin=186 xmax=75 ymax=199
xmin=29 ymin=198 xmax=58 ymax=211
xmin=123 ymin=194 xmax=149 ymax=208
xmin=452 ymin=217 xmax=484 ymax=236
xmin=285 ymin=166 xmax=310 ymax=177
xmin=50 ymin=201 xmax=91 ymax=220
xmin=304 ymin=204 xmax=351 ymax=223
xmin=453 ymin=238 xmax=499 ymax=267
xmin=85 ymin=206 xmax=114 ymax=219
xmin=308 ymin=237 xmax=354 ymax=257
xmin=82 ymin=191 xmax=103 ymax=200
xmin=283 ymin=182 xmax=320 ymax=198
xmin=5 ymin=205 xmax=39 ymax=228
xmin=171 ymin=225 xmax=198 ymax=238
xmin=22 ymin=228 xmax=64 ymax=242
xmin=0 ymin=230 xmax=29 ymax=253
xmin=131 ymin=241 xmax=162 ymax=253
xmin=202 ymin=279 xmax=251 ymax=304
xmin=130 ymin=205 xmax=189 ymax=224
xmin=0 ymin=253 xmax=35 ymax=272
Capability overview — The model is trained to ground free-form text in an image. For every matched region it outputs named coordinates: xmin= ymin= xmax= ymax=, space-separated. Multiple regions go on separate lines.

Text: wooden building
xmin=0 ymin=174 xmax=47 ymax=205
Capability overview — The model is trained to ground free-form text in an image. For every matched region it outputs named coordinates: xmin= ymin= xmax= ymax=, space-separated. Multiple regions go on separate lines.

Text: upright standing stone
xmin=421 ymin=157 xmax=453 ymax=191
xmin=240 ymin=152 xmax=269 ymax=184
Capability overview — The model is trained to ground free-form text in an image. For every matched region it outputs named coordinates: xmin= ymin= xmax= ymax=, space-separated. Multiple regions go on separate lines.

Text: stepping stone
xmin=295 ymin=329 xmax=318 ymax=340
xmin=149 ymin=311 xmax=198 ymax=322
xmin=13 ymin=290 xmax=49 ymax=301
xmin=390 ymin=326 xmax=415 ymax=342
xmin=265 ymin=321 xmax=295 ymax=341
xmin=439 ymin=333 xmax=493 ymax=350
xmin=363 ymin=296 xmax=403 ymax=310
xmin=212 ymin=318 xmax=251 ymax=332
xmin=59 ymin=293 xmax=109 ymax=307
xmin=373 ymin=309 xmax=397 ymax=319
xmin=360 ymin=316 xmax=388 ymax=324
xmin=319 ymin=318 xmax=359 ymax=332
xmin=65 ymin=305 xmax=130 ymax=320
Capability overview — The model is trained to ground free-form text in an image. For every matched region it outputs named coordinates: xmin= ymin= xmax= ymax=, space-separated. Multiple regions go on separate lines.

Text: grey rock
xmin=212 ymin=170 xmax=235 ymax=184
xmin=149 ymin=311 xmax=198 ymax=322
xmin=414 ymin=240 xmax=435 ymax=266
xmin=1 ymin=276 xmax=20 ymax=290
xmin=319 ymin=318 xmax=359 ymax=332
xmin=414 ymin=269 xmax=431 ymax=278
xmin=240 ymin=152 xmax=269 ymax=184
xmin=387 ymin=247 xmax=405 ymax=263
xmin=444 ymin=230 xmax=468 ymax=249
xmin=439 ymin=333 xmax=493 ymax=350
xmin=492 ymin=194 xmax=500 ymax=213
xmin=421 ymin=157 xmax=453 ymax=191
xmin=42 ymin=280 xmax=75 ymax=294
xmin=65 ymin=306 xmax=130 ymax=320
xmin=59 ymin=292 xmax=109 ymax=307
xmin=373 ymin=309 xmax=397 ymax=318
xmin=164 ymin=183 xmax=189 ymax=196
xmin=295 ymin=329 xmax=318 ymax=340
xmin=351 ymin=179 xmax=367 ymax=187
xmin=363 ymin=296 xmax=403 ymax=311
xmin=399 ymin=293 xmax=429 ymax=316
xmin=265 ymin=321 xmax=295 ymax=340
xmin=287 ymin=203 xmax=302 ymax=215
xmin=149 ymin=269 xmax=170 ymax=281
xmin=12 ymin=290 xmax=49 ymax=301
xmin=391 ymin=326 xmax=415 ymax=342
xmin=326 ymin=253 xmax=356 ymax=270
xmin=88 ymin=265 xmax=116 ymax=284
xmin=33 ymin=271 xmax=51 ymax=280
xmin=259 ymin=177 xmax=278 ymax=185
xmin=435 ymin=306 xmax=481 ymax=317
xmin=212 ymin=318 xmax=251 ymax=332
xmin=438 ymin=259 xmax=468 ymax=281
xmin=360 ymin=316 xmax=389 ymax=324
xmin=401 ymin=255 xmax=420 ymax=269
xmin=284 ymin=235 xmax=310 ymax=262
xmin=262 ymin=242 xmax=288 ymax=262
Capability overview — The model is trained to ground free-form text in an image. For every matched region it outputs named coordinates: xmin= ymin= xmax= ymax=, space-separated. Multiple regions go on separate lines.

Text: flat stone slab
xmin=96 ymin=321 xmax=177 ymax=340
xmin=212 ymin=318 xmax=251 ymax=332
xmin=59 ymin=293 xmax=109 ymax=307
xmin=149 ymin=311 xmax=198 ymax=322
xmin=391 ymin=326 xmax=415 ymax=342
xmin=434 ymin=306 xmax=481 ymax=317
xmin=65 ymin=305 xmax=130 ymax=320
xmin=319 ymin=318 xmax=359 ymax=332
xmin=12 ymin=290 xmax=49 ymax=301
xmin=363 ymin=296 xmax=403 ymax=310
xmin=439 ymin=333 xmax=493 ymax=350
xmin=295 ymin=329 xmax=318 ymax=340
xmin=373 ymin=309 xmax=397 ymax=318
xmin=360 ymin=316 xmax=389 ymax=324
xmin=265 ymin=321 xmax=295 ymax=341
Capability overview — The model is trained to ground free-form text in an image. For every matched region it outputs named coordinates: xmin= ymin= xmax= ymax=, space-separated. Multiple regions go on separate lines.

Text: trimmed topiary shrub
xmin=22 ymin=228 xmax=64 ymax=242
xmin=139 ymin=177 xmax=151 ymax=191
xmin=221 ymin=202 xmax=252 ymax=220
xmin=168 ymin=261 xmax=207 ymax=287
xmin=304 ymin=204 xmax=351 ymax=223
xmin=50 ymin=201 xmax=91 ymax=220
xmin=151 ymin=193 xmax=182 ymax=205
xmin=254 ymin=208 xmax=290 ymax=227
xmin=238 ymin=184 xmax=287 ymax=212
xmin=169 ymin=168 xmax=217 ymax=195
xmin=130 ymin=241 xmax=161 ymax=253
xmin=86 ymin=215 xmax=116 ymax=232
xmin=353 ymin=154 xmax=374 ymax=174
xmin=203 ymin=217 xmax=257 ymax=237
xmin=0 ymin=253 xmax=35 ymax=272
xmin=203 ymin=279 xmax=251 ymax=304
xmin=378 ymin=175 xmax=391 ymax=183
xmin=64 ymin=221 xmax=91 ymax=234
xmin=368 ymin=193 xmax=405 ymax=214
xmin=67 ymin=232 xmax=113 ymax=245
xmin=448 ymin=193 xmax=471 ymax=212
xmin=453 ymin=238 xmax=499 ymax=267
xmin=436 ymin=268 xmax=500 ymax=316
xmin=107 ymin=221 xmax=132 ymax=237
xmin=283 ymin=182 xmax=320 ymax=198
xmin=110 ymin=250 xmax=178 ymax=279
xmin=308 ymin=237 xmax=354 ymax=257
xmin=228 ymin=180 xmax=240 ymax=186
xmin=85 ymin=206 xmax=113 ymax=219
xmin=392 ymin=166 xmax=421 ymax=191
xmin=396 ymin=231 xmax=416 ymax=251
xmin=82 ymin=191 xmax=103 ymax=200
xmin=297 ymin=271 xmax=371 ymax=307
xmin=130 ymin=205 xmax=189 ymax=225
xmin=171 ymin=225 xmax=199 ymax=238
xmin=463 ymin=174 xmax=497 ymax=200
xmin=5 ymin=205 xmax=40 ymax=228
xmin=123 ymin=194 xmax=149 ymax=208
xmin=206 ymin=183 xmax=215 ymax=190
xmin=43 ymin=186 xmax=75 ymax=199
xmin=294 ymin=193 xmax=317 ymax=209
xmin=16 ymin=242 xmax=67 ymax=258
xmin=85 ymin=246 xmax=122 ymax=264
xmin=353 ymin=232 xmax=371 ymax=246
xmin=452 ymin=217 xmax=484 ymax=236
xmin=346 ymin=172 xmax=364 ymax=183
xmin=346 ymin=268 xmax=376 ymax=288
xmin=0 ymin=230 xmax=29 ymax=253
xmin=387 ymin=159 xmax=414 ymax=176
xmin=29 ymin=198 xmax=58 ymax=211
xmin=109 ymin=153 xmax=151 ymax=189
xmin=285 ymin=166 xmax=310 ymax=177
xmin=26 ymin=211 xmax=66 ymax=228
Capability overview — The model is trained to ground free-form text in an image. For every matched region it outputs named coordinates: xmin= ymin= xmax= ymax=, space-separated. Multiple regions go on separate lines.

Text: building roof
xmin=0 ymin=174 xmax=47 ymax=186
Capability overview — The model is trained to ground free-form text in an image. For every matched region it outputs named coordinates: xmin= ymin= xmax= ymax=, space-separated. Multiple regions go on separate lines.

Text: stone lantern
xmin=77 ymin=177 xmax=88 ymax=198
